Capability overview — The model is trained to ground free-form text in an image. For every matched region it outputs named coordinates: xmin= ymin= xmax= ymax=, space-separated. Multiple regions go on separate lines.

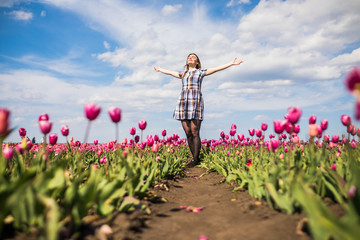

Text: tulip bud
xmin=261 ymin=123 xmax=268 ymax=131
xmin=248 ymin=128 xmax=255 ymax=136
xmin=348 ymin=185 xmax=356 ymax=199
xmin=84 ymin=103 xmax=101 ymax=121
xmin=220 ymin=131 xmax=225 ymax=139
xmin=161 ymin=129 xmax=167 ymax=137
xmin=345 ymin=67 xmax=360 ymax=94
xmin=60 ymin=125 xmax=69 ymax=137
xmin=320 ymin=119 xmax=328 ymax=130
xmin=48 ymin=133 xmax=58 ymax=145
xmin=39 ymin=120 xmax=52 ymax=135
xmin=154 ymin=134 xmax=159 ymax=142
xmin=287 ymin=107 xmax=302 ymax=124
xmin=255 ymin=129 xmax=262 ymax=138
xmin=309 ymin=115 xmax=316 ymax=124
xmin=138 ymin=120 xmax=147 ymax=130
xmin=0 ymin=107 xmax=10 ymax=136
xmin=331 ymin=163 xmax=337 ymax=171
xmin=341 ymin=114 xmax=351 ymax=126
xmin=2 ymin=146 xmax=14 ymax=160
xmin=152 ymin=143 xmax=159 ymax=152
xmin=270 ymin=139 xmax=279 ymax=152
xmin=332 ymin=135 xmax=339 ymax=143
xmin=108 ymin=107 xmax=121 ymax=123
xmin=230 ymin=128 xmax=236 ymax=136
xmin=293 ymin=124 xmax=300 ymax=134
xmin=134 ymin=135 xmax=140 ymax=143
xmin=308 ymin=124 xmax=319 ymax=138
xmin=18 ymin=128 xmax=26 ymax=138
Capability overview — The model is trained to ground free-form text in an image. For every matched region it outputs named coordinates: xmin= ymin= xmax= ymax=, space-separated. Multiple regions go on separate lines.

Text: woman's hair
xmin=181 ymin=53 xmax=201 ymax=79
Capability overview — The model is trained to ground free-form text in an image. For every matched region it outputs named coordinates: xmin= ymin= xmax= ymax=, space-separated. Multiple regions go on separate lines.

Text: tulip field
xmin=0 ymin=68 xmax=360 ymax=240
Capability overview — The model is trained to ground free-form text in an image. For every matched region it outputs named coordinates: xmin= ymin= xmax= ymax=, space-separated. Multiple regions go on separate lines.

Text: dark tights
xmin=181 ymin=119 xmax=202 ymax=162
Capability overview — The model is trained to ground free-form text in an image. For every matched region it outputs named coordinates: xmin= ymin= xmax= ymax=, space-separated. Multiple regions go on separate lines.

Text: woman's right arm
xmin=154 ymin=65 xmax=180 ymax=79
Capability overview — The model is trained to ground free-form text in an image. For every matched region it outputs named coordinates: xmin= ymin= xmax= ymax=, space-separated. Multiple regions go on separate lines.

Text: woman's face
xmin=187 ymin=54 xmax=198 ymax=65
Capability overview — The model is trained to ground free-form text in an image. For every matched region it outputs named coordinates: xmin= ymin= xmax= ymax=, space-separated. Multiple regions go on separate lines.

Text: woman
xmin=154 ymin=53 xmax=243 ymax=166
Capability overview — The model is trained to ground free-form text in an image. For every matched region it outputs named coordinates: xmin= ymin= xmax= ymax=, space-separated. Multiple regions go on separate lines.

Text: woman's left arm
xmin=206 ymin=58 xmax=243 ymax=76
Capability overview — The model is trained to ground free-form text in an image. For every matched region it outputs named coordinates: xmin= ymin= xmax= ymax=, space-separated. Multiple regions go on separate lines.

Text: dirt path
xmin=125 ymin=167 xmax=311 ymax=240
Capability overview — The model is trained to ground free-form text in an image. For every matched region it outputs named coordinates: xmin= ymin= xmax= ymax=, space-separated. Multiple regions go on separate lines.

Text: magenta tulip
xmin=134 ymin=135 xmax=140 ymax=143
xmin=285 ymin=122 xmax=294 ymax=134
xmin=237 ymin=133 xmax=244 ymax=141
xmin=108 ymin=107 xmax=121 ymax=123
xmin=60 ymin=125 xmax=69 ymax=137
xmin=138 ymin=120 xmax=147 ymax=130
xmin=39 ymin=120 xmax=52 ymax=135
xmin=19 ymin=128 xmax=26 ymax=137
xmin=248 ymin=128 xmax=255 ymax=136
xmin=332 ymin=135 xmax=339 ymax=143
xmin=161 ymin=129 xmax=167 ymax=137
xmin=293 ymin=124 xmax=300 ymax=134
xmin=38 ymin=113 xmax=49 ymax=122
xmin=261 ymin=123 xmax=268 ymax=131
xmin=273 ymin=120 xmax=286 ymax=134
xmin=2 ymin=146 xmax=14 ymax=160
xmin=94 ymin=139 xmax=98 ymax=145
xmin=309 ymin=115 xmax=316 ymax=124
xmin=345 ymin=67 xmax=360 ymax=93
xmin=0 ymin=107 xmax=10 ymax=136
xmin=230 ymin=128 xmax=236 ymax=136
xmin=270 ymin=139 xmax=279 ymax=152
xmin=341 ymin=114 xmax=351 ymax=126
xmin=220 ymin=131 xmax=225 ymax=139
xmin=154 ymin=134 xmax=159 ymax=142
xmin=287 ymin=107 xmax=302 ymax=124
xmin=255 ymin=129 xmax=262 ymax=138
xmin=84 ymin=103 xmax=101 ymax=121
xmin=356 ymin=100 xmax=360 ymax=121
xmin=320 ymin=119 xmax=328 ymax=130
xmin=127 ymin=127 xmax=135 ymax=136
xmin=48 ymin=133 xmax=58 ymax=145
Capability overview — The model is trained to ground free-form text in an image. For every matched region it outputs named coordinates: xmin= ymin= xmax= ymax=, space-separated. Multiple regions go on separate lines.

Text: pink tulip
xmin=161 ymin=129 xmax=167 ymax=137
xmin=39 ymin=120 xmax=52 ymax=135
xmin=348 ymin=186 xmax=356 ymax=199
xmin=2 ymin=146 xmax=14 ymax=160
xmin=285 ymin=122 xmax=293 ymax=134
xmin=320 ymin=119 xmax=328 ymax=130
xmin=287 ymin=107 xmax=302 ymax=124
xmin=108 ymin=107 xmax=121 ymax=123
xmin=351 ymin=140 xmax=357 ymax=149
xmin=345 ymin=67 xmax=360 ymax=93
xmin=0 ymin=107 xmax=10 ymax=136
xmin=332 ymin=135 xmax=339 ymax=143
xmin=341 ymin=114 xmax=351 ymax=126
xmin=230 ymin=128 xmax=236 ymax=136
xmin=308 ymin=124 xmax=319 ymax=138
xmin=130 ymin=127 xmax=136 ymax=136
xmin=293 ymin=136 xmax=299 ymax=144
xmin=152 ymin=143 xmax=159 ymax=152
xmin=331 ymin=163 xmax=337 ymax=171
xmin=293 ymin=124 xmax=300 ymax=134
xmin=309 ymin=115 xmax=316 ymax=124
xmin=248 ymin=128 xmax=255 ymax=136
xmin=356 ymin=100 xmax=360 ymax=121
xmin=48 ymin=133 xmax=58 ymax=145
xmin=255 ymin=129 xmax=262 ymax=138
xmin=60 ymin=125 xmax=69 ymax=137
xmin=84 ymin=103 xmax=101 ymax=121
xmin=237 ymin=133 xmax=244 ymax=141
xmin=220 ymin=131 xmax=225 ymax=139
xmin=261 ymin=123 xmax=268 ymax=131
xmin=270 ymin=139 xmax=279 ymax=152
xmin=19 ymin=128 xmax=26 ymax=137
xmin=38 ymin=113 xmax=49 ymax=121
xmin=94 ymin=139 xmax=98 ymax=145
xmin=138 ymin=120 xmax=147 ymax=130
xmin=273 ymin=120 xmax=286 ymax=134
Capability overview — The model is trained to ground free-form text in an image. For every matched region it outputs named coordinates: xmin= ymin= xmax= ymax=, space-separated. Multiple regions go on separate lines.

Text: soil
xmin=4 ymin=166 xmax=346 ymax=240
xmin=110 ymin=166 xmax=313 ymax=240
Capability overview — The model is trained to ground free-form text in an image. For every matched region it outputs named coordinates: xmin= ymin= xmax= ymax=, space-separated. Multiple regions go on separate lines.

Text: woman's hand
xmin=232 ymin=58 xmax=243 ymax=65
xmin=154 ymin=65 xmax=161 ymax=72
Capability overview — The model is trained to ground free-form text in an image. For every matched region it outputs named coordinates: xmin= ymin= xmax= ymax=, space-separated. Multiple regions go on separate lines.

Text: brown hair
xmin=181 ymin=53 xmax=201 ymax=80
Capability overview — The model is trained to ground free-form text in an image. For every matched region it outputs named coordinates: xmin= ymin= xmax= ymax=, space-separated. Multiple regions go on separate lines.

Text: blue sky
xmin=1 ymin=0 xmax=360 ymax=143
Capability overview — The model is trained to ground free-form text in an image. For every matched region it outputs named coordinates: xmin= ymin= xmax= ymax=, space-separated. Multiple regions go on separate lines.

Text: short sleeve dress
xmin=173 ymin=68 xmax=207 ymax=121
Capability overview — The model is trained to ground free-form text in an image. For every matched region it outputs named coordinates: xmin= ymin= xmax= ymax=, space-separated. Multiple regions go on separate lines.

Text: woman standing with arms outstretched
xmin=154 ymin=53 xmax=243 ymax=167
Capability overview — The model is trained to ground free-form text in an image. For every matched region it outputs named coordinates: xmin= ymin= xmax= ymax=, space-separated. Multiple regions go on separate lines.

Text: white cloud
xmin=227 ymin=0 xmax=250 ymax=7
xmin=103 ymin=41 xmax=110 ymax=49
xmin=8 ymin=10 xmax=33 ymax=21
xmin=161 ymin=4 xmax=182 ymax=16
xmin=40 ymin=10 xmax=46 ymax=17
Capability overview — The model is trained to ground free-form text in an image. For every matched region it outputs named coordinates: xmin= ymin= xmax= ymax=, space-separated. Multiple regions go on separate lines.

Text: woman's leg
xmin=190 ymin=119 xmax=202 ymax=163
xmin=181 ymin=120 xmax=195 ymax=158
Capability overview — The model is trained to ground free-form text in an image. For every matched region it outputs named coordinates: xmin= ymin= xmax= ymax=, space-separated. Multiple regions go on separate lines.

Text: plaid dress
xmin=173 ymin=69 xmax=207 ymax=120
